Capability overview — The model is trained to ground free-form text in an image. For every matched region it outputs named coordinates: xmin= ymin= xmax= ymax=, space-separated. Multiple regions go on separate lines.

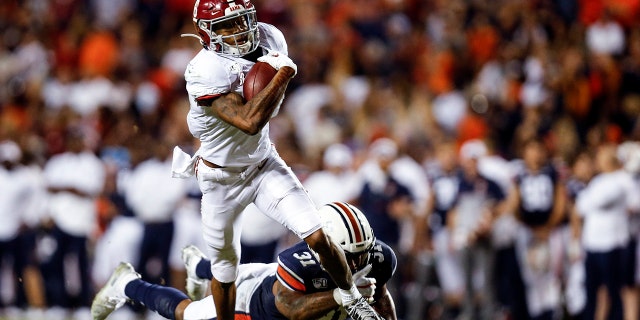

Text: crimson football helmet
xmin=319 ymin=202 xmax=376 ymax=272
xmin=189 ymin=0 xmax=259 ymax=56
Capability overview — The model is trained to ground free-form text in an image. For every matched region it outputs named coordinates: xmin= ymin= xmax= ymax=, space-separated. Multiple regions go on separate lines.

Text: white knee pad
xmin=210 ymin=254 xmax=239 ymax=283
xmin=183 ymin=296 xmax=217 ymax=320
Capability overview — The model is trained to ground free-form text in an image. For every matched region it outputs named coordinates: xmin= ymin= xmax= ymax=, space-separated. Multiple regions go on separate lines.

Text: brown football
xmin=243 ymin=62 xmax=277 ymax=101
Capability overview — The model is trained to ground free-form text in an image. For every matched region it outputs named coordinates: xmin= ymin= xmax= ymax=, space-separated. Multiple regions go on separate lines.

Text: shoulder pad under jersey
xmin=185 ymin=50 xmax=241 ymax=101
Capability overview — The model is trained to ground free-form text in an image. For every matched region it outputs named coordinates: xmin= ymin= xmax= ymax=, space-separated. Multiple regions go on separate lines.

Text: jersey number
xmin=293 ymin=252 xmax=317 ymax=267
xmin=372 ymin=245 xmax=384 ymax=263
xmin=520 ymin=175 xmax=554 ymax=211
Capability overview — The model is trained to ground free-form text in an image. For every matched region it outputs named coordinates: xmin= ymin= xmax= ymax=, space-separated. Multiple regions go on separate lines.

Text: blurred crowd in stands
xmin=2 ymin=0 xmax=640 ymax=319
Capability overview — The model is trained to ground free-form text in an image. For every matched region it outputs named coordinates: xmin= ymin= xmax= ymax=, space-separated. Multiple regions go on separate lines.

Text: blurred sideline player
xmin=239 ymin=203 xmax=287 ymax=264
xmin=303 ymin=143 xmax=361 ymax=207
xmin=427 ymin=140 xmax=465 ymax=317
xmin=91 ymin=202 xmax=397 ymax=320
xmin=448 ymin=140 xmax=507 ymax=318
xmin=170 ymin=1 xmax=378 ymax=319
xmin=508 ymin=138 xmax=566 ymax=319
xmin=616 ymin=141 xmax=640 ymax=320
xmin=576 ymin=144 xmax=640 ymax=320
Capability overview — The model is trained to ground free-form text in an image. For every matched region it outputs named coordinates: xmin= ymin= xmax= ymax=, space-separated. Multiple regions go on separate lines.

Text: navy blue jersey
xmin=428 ymin=169 xmax=460 ymax=232
xmin=249 ymin=240 xmax=397 ymax=319
xmin=564 ymin=177 xmax=587 ymax=226
xmin=566 ymin=177 xmax=587 ymax=202
xmin=457 ymin=172 xmax=505 ymax=203
xmin=358 ymin=177 xmax=412 ymax=246
xmin=515 ymin=165 xmax=558 ymax=227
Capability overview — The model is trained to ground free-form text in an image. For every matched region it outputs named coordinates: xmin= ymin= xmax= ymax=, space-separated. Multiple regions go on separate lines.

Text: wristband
xmin=332 ymin=288 xmax=343 ymax=306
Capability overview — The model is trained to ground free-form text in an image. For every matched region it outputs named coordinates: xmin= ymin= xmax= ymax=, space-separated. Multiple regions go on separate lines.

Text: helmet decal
xmin=328 ymin=202 xmax=365 ymax=244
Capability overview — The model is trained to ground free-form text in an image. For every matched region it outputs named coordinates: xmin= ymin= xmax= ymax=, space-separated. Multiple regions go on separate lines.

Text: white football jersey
xmin=184 ymin=23 xmax=287 ymax=167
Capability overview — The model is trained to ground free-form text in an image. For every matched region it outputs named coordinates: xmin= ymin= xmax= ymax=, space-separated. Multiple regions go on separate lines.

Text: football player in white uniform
xmin=168 ymin=1 xmax=380 ymax=319
xmin=91 ymin=202 xmax=397 ymax=320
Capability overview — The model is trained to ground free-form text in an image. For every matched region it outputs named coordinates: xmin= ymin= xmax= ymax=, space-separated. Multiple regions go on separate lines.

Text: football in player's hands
xmin=243 ymin=62 xmax=277 ymax=101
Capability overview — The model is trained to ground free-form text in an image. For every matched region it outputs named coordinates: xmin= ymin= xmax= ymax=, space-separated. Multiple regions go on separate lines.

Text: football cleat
xmin=344 ymin=296 xmax=384 ymax=320
xmin=182 ymin=245 xmax=210 ymax=300
xmin=91 ymin=262 xmax=140 ymax=320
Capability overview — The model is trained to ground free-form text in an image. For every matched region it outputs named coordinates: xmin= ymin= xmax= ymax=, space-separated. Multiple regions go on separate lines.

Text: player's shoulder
xmin=367 ymin=240 xmax=397 ymax=285
xmin=185 ymin=49 xmax=229 ymax=80
xmin=277 ymin=242 xmax=320 ymax=269
xmin=372 ymin=240 xmax=397 ymax=268
xmin=257 ymin=22 xmax=288 ymax=55
xmin=276 ymin=242 xmax=324 ymax=292
xmin=184 ymin=49 xmax=244 ymax=98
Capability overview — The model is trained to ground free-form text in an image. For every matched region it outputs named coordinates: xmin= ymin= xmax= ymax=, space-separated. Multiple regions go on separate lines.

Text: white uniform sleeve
xmin=576 ymin=183 xmax=595 ymax=217
xmin=624 ymin=172 xmax=640 ymax=213
xmin=184 ymin=52 xmax=235 ymax=100
xmin=258 ymin=23 xmax=288 ymax=56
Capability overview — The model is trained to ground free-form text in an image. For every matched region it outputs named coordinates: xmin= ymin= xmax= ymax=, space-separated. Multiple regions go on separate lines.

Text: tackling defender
xmin=170 ymin=1 xmax=379 ymax=319
xmin=91 ymin=202 xmax=397 ymax=319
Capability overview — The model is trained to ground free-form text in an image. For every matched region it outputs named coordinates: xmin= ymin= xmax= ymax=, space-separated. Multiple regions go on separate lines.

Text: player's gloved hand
xmin=353 ymin=264 xmax=376 ymax=303
xmin=332 ymin=264 xmax=376 ymax=306
xmin=257 ymin=49 xmax=297 ymax=76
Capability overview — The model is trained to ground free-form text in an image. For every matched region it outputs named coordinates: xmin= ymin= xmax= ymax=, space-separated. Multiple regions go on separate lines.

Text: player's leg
xmin=603 ymin=248 xmax=624 ymax=320
xmin=272 ymin=194 xmax=382 ymax=319
xmin=181 ymin=249 xmax=273 ymax=320
xmin=303 ymin=228 xmax=354 ymax=289
xmin=252 ymin=174 xmax=353 ymax=291
xmin=252 ymin=154 xmax=354 ymax=289
xmin=91 ymin=262 xmax=191 ymax=320
xmin=196 ymin=158 xmax=250 ymax=320
xmin=253 ymin=153 xmax=382 ymax=319
xmin=433 ymin=229 xmax=465 ymax=318
xmin=199 ymin=189 xmax=244 ymax=320
xmin=93 ymin=256 xmax=259 ymax=320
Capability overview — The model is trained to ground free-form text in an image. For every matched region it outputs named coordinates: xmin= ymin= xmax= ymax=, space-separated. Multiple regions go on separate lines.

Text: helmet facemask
xmin=344 ymin=243 xmax=374 ymax=273
xmin=197 ymin=9 xmax=259 ymax=56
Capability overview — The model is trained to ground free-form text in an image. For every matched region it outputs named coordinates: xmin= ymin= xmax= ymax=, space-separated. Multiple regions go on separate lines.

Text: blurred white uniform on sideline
xmin=44 ymin=148 xmax=106 ymax=239
xmin=169 ymin=177 xmax=207 ymax=271
xmin=577 ymin=166 xmax=640 ymax=318
xmin=239 ymin=204 xmax=287 ymax=258
xmin=577 ymin=170 xmax=640 ymax=251
xmin=303 ymin=143 xmax=360 ymax=207
xmin=125 ymin=155 xmax=188 ymax=224
xmin=0 ymin=141 xmax=28 ymax=242
xmin=514 ymin=227 xmax=563 ymax=318
xmin=92 ymin=213 xmax=143 ymax=285
xmin=93 ymin=169 xmax=143 ymax=286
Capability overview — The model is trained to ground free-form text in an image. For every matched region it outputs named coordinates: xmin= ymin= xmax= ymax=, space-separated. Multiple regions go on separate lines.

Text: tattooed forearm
xmin=217 ymin=100 xmax=240 ymax=120
xmin=209 ymin=67 xmax=294 ymax=135
xmin=274 ymin=282 xmax=341 ymax=320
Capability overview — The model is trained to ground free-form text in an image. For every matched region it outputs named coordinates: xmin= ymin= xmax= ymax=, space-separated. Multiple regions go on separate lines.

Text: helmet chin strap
xmin=180 ymin=33 xmax=207 ymax=48
xmin=180 ymin=33 xmax=202 ymax=41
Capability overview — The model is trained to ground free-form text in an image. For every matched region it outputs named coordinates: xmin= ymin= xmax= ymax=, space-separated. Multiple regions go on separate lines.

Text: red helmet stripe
xmin=334 ymin=202 xmax=363 ymax=243
xmin=327 ymin=203 xmax=355 ymax=244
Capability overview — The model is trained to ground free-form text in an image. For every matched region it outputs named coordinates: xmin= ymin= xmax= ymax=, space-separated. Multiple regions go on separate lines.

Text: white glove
xmin=332 ymin=264 xmax=376 ymax=306
xmin=353 ymin=264 xmax=376 ymax=302
xmin=257 ymin=49 xmax=297 ymax=76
